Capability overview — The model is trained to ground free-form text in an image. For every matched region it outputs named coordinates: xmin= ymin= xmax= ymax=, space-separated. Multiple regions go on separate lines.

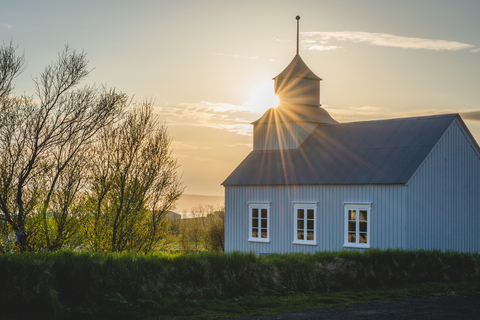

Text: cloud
xmin=396 ymin=109 xmax=480 ymax=122
xmin=325 ymin=105 xmax=389 ymax=122
xmin=302 ymin=31 xmax=474 ymax=51
xmin=460 ymin=110 xmax=480 ymax=121
xmin=154 ymin=101 xmax=263 ymax=136
xmin=1 ymin=23 xmax=13 ymax=29
xmin=471 ymin=48 xmax=480 ymax=53
xmin=306 ymin=45 xmax=339 ymax=51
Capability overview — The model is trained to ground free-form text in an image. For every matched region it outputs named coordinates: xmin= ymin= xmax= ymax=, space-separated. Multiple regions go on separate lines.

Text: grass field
xmin=1 ymin=249 xmax=479 ymax=319
xmin=7 ymin=280 xmax=480 ymax=320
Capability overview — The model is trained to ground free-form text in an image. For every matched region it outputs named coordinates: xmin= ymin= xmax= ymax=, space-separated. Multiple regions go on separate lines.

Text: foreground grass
xmin=10 ymin=279 xmax=480 ymax=320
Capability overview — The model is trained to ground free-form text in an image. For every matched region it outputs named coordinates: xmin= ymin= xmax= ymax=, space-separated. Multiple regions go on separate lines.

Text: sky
xmin=2 ymin=0 xmax=480 ymax=196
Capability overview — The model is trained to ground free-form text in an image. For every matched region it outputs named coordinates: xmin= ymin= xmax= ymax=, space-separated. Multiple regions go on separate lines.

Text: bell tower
xmin=253 ymin=16 xmax=337 ymax=151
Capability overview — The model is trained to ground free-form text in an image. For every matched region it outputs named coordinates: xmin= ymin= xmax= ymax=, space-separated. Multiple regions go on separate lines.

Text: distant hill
xmin=174 ymin=194 xmax=224 ymax=213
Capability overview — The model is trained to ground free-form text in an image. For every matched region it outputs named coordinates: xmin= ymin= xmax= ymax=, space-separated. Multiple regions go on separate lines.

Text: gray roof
xmin=223 ymin=114 xmax=459 ymax=186
xmin=252 ymin=104 xmax=338 ymax=125
xmin=273 ymin=54 xmax=322 ymax=80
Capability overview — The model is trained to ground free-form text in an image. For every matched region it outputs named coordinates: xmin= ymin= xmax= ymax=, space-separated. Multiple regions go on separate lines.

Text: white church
xmin=222 ymin=17 xmax=480 ymax=254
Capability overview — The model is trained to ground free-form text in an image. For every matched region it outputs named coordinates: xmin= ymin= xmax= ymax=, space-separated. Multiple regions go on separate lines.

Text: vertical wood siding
xmin=275 ymin=78 xmax=320 ymax=106
xmin=225 ymin=184 xmax=407 ymax=253
xmin=253 ymin=122 xmax=317 ymax=150
xmin=406 ymin=120 xmax=480 ymax=252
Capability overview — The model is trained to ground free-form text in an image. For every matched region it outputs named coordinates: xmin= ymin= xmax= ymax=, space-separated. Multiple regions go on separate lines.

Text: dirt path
xmin=224 ymin=294 xmax=480 ymax=319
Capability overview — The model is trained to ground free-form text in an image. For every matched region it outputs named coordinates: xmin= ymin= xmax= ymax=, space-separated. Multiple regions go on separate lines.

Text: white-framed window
xmin=248 ymin=202 xmax=270 ymax=243
xmin=293 ymin=202 xmax=317 ymax=245
xmin=343 ymin=203 xmax=371 ymax=248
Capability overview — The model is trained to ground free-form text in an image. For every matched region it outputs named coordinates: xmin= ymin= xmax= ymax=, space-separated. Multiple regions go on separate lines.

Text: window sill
xmin=293 ymin=241 xmax=317 ymax=246
xmin=248 ymin=238 xmax=270 ymax=243
xmin=343 ymin=243 xmax=370 ymax=249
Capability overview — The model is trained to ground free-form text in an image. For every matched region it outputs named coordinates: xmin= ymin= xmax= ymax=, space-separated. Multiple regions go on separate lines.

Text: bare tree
xmin=84 ymin=103 xmax=184 ymax=252
xmin=0 ymin=44 xmax=124 ymax=251
xmin=0 ymin=41 xmax=26 ymax=98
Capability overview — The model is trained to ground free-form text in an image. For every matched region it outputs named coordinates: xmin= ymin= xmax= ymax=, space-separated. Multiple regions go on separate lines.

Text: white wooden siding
xmin=275 ymin=78 xmax=320 ymax=106
xmin=253 ymin=122 xmax=318 ymax=150
xmin=406 ymin=119 xmax=480 ymax=252
xmin=225 ymin=184 xmax=407 ymax=253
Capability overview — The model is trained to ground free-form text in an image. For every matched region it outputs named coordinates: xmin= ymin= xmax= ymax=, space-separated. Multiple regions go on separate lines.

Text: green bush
xmin=0 ymin=249 xmax=478 ymax=313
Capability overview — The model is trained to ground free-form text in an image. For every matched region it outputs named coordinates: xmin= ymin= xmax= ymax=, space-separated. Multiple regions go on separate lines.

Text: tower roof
xmin=252 ymin=104 xmax=337 ymax=125
xmin=273 ymin=54 xmax=322 ymax=81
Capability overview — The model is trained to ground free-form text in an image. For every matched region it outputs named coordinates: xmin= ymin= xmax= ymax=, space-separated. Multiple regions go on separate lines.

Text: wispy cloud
xmin=306 ymin=45 xmax=339 ymax=51
xmin=459 ymin=110 xmax=480 ymax=121
xmin=328 ymin=106 xmax=480 ymax=123
xmin=1 ymin=23 xmax=13 ymax=29
xmin=155 ymin=101 xmax=263 ymax=136
xmin=471 ymin=48 xmax=480 ymax=53
xmin=325 ymin=105 xmax=389 ymax=122
xmin=302 ymin=31 xmax=475 ymax=51
xmin=397 ymin=108 xmax=480 ymax=121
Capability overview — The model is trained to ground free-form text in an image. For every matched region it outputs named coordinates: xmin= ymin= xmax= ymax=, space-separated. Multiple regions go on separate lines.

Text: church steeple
xmin=252 ymin=16 xmax=337 ymax=151
xmin=273 ymin=16 xmax=323 ymax=108
xmin=273 ymin=54 xmax=322 ymax=107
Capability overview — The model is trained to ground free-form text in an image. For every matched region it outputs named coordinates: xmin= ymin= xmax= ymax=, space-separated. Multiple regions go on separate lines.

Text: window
xmin=293 ymin=202 xmax=317 ymax=245
xmin=343 ymin=203 xmax=371 ymax=248
xmin=248 ymin=202 xmax=269 ymax=242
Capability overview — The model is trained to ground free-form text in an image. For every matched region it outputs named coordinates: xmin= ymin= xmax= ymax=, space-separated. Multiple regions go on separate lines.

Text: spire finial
xmin=296 ymin=15 xmax=300 ymax=55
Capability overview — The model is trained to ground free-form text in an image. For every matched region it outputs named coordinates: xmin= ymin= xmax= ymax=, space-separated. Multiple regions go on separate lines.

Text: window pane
xmin=307 ymin=220 xmax=314 ymax=230
xmin=359 ymin=233 xmax=367 ymax=243
xmin=261 ymin=218 xmax=267 ymax=228
xmin=348 ymin=222 xmax=356 ymax=232
xmin=252 ymin=219 xmax=258 ymax=228
xmin=297 ymin=219 xmax=304 ymax=230
xmin=297 ymin=230 xmax=304 ymax=240
xmin=261 ymin=209 xmax=267 ymax=218
xmin=252 ymin=229 xmax=258 ymax=238
xmin=360 ymin=222 xmax=367 ymax=232
xmin=348 ymin=210 xmax=356 ymax=220
xmin=348 ymin=233 xmax=356 ymax=243
xmin=360 ymin=210 xmax=367 ymax=221
xmin=261 ymin=229 xmax=267 ymax=238
xmin=297 ymin=209 xmax=304 ymax=219
xmin=307 ymin=209 xmax=314 ymax=219
xmin=252 ymin=209 xmax=258 ymax=218
xmin=307 ymin=231 xmax=314 ymax=240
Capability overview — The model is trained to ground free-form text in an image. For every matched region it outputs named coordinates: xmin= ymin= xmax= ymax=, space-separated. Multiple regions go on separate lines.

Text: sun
xmin=249 ymin=80 xmax=280 ymax=114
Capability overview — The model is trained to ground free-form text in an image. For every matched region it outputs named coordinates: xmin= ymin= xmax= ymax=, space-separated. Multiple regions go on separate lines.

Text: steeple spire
xmin=296 ymin=15 xmax=300 ymax=55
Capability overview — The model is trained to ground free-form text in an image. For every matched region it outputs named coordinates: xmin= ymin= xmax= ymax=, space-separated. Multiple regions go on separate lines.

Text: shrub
xmin=0 ymin=249 xmax=478 ymax=313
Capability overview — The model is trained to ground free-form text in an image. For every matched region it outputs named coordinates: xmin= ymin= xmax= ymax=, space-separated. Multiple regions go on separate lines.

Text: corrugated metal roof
xmin=222 ymin=114 xmax=459 ymax=186
xmin=252 ymin=104 xmax=338 ymax=125
xmin=273 ymin=54 xmax=322 ymax=80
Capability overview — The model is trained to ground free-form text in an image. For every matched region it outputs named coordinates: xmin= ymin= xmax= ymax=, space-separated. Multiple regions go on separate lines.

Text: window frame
xmin=248 ymin=202 xmax=270 ymax=243
xmin=292 ymin=202 xmax=317 ymax=246
xmin=343 ymin=203 xmax=371 ymax=249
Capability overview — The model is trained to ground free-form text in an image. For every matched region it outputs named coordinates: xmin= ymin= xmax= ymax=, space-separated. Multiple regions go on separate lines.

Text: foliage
xmin=0 ymin=42 xmax=183 ymax=253
xmin=177 ymin=205 xmax=224 ymax=252
xmin=0 ymin=42 xmax=124 ymax=251
xmin=83 ymin=104 xmax=183 ymax=253
xmin=0 ymin=249 xmax=479 ymax=315
xmin=203 ymin=208 xmax=224 ymax=251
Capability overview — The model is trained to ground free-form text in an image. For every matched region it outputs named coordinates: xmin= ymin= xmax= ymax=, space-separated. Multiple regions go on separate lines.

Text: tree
xmin=204 ymin=207 xmax=224 ymax=251
xmin=83 ymin=103 xmax=184 ymax=252
xmin=0 ymin=43 xmax=124 ymax=251
xmin=0 ymin=41 xmax=25 ymax=98
xmin=177 ymin=204 xmax=224 ymax=252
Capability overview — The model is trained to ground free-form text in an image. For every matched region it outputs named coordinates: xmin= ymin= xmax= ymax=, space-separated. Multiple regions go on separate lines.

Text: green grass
xmin=8 ymin=279 xmax=480 ymax=320
xmin=1 ymin=249 xmax=479 ymax=318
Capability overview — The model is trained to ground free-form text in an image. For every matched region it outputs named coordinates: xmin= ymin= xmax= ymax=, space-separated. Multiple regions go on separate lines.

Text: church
xmin=222 ymin=18 xmax=480 ymax=254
